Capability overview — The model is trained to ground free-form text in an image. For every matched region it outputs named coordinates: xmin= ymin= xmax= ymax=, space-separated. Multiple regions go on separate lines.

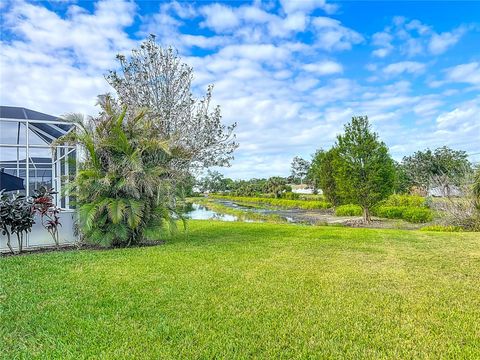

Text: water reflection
xmin=185 ymin=199 xmax=336 ymax=225
xmin=185 ymin=203 xmax=237 ymax=221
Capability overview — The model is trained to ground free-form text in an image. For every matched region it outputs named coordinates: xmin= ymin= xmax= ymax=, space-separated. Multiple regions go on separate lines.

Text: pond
xmin=184 ymin=199 xmax=328 ymax=224
xmin=184 ymin=203 xmax=238 ymax=221
xmin=183 ymin=198 xmax=422 ymax=230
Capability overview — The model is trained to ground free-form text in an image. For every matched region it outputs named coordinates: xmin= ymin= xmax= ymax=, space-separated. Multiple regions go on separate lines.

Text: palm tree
xmin=56 ymin=96 xmax=184 ymax=247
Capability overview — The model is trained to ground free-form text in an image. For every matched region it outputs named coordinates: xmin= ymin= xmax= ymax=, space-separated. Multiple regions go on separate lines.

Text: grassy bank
xmin=210 ymin=194 xmax=332 ymax=210
xmin=1 ymin=221 xmax=479 ymax=359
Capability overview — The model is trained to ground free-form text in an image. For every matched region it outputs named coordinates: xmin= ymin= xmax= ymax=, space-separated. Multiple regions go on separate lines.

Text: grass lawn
xmin=1 ymin=221 xmax=479 ymax=359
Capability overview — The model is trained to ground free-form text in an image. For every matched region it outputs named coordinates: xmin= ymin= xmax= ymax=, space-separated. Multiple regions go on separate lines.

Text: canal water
xmin=184 ymin=199 xmax=341 ymax=225
xmin=185 ymin=203 xmax=238 ymax=221
xmin=184 ymin=199 xmax=421 ymax=230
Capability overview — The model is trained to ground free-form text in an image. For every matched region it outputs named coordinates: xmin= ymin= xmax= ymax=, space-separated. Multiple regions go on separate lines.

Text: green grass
xmin=211 ymin=195 xmax=332 ymax=210
xmin=1 ymin=221 xmax=479 ymax=359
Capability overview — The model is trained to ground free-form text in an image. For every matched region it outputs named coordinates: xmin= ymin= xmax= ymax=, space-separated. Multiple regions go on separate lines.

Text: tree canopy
xmin=307 ymin=148 xmax=341 ymax=205
xmin=401 ymin=146 xmax=471 ymax=194
xmin=106 ymin=35 xmax=238 ymax=171
xmin=290 ymin=156 xmax=310 ymax=184
xmin=335 ymin=116 xmax=395 ymax=221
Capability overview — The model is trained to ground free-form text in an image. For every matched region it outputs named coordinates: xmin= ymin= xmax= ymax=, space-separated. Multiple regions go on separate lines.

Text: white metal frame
xmin=0 ymin=117 xmax=77 ymax=210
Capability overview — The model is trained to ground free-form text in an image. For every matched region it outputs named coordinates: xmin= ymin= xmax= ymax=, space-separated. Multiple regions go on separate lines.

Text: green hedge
xmin=374 ymin=205 xmax=433 ymax=223
xmin=401 ymin=207 xmax=433 ymax=223
xmin=335 ymin=204 xmax=362 ymax=216
xmin=380 ymin=194 xmax=426 ymax=207
xmin=371 ymin=194 xmax=433 ymax=223
xmin=210 ymin=195 xmax=332 ymax=210
xmin=282 ymin=192 xmax=300 ymax=200
xmin=375 ymin=206 xmax=406 ymax=219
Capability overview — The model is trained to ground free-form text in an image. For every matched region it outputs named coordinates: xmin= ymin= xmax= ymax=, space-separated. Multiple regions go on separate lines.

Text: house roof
xmin=0 ymin=106 xmax=60 ymax=122
xmin=0 ymin=106 xmax=72 ymax=144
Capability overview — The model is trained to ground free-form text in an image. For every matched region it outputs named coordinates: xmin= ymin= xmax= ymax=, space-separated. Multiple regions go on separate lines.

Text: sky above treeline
xmin=1 ymin=0 xmax=479 ymax=179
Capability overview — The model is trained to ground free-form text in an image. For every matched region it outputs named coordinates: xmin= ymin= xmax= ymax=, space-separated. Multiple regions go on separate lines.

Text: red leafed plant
xmin=33 ymin=187 xmax=62 ymax=248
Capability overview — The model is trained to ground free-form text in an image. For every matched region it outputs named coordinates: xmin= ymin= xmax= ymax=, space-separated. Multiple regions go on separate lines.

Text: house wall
xmin=0 ymin=210 xmax=77 ymax=253
xmin=292 ymin=188 xmax=315 ymax=194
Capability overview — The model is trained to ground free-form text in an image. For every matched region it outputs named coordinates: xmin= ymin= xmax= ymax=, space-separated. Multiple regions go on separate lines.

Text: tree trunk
xmin=5 ymin=232 xmax=14 ymax=254
xmin=16 ymin=233 xmax=23 ymax=253
xmin=50 ymin=228 xmax=59 ymax=249
xmin=362 ymin=207 xmax=371 ymax=223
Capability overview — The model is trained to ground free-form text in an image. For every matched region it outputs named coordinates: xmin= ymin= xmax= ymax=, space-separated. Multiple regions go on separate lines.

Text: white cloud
xmin=371 ymin=32 xmax=394 ymax=57
xmin=445 ymin=62 xmax=480 ymax=86
xmin=200 ymin=3 xmax=240 ymax=32
xmin=1 ymin=0 xmax=478 ymax=178
xmin=217 ymin=44 xmax=291 ymax=64
xmin=3 ymin=0 xmax=136 ymax=70
xmin=429 ymin=28 xmax=466 ymax=55
xmin=413 ymin=98 xmax=443 ymax=117
xmin=383 ymin=61 xmax=426 ymax=76
xmin=302 ymin=61 xmax=343 ymax=75
xmin=312 ymin=16 xmax=364 ymax=51
xmin=0 ymin=0 xmax=136 ymax=115
xmin=312 ymin=78 xmax=356 ymax=105
xmin=436 ymin=105 xmax=478 ymax=130
xmin=371 ymin=18 xmax=468 ymax=58
xmin=279 ymin=0 xmax=338 ymax=15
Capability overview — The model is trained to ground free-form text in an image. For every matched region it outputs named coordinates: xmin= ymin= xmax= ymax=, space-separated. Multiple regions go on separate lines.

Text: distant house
xmin=428 ymin=185 xmax=462 ymax=197
xmin=290 ymin=184 xmax=317 ymax=195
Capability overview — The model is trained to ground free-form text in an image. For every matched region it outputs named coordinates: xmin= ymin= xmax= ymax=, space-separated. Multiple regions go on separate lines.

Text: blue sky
xmin=1 ymin=0 xmax=479 ymax=179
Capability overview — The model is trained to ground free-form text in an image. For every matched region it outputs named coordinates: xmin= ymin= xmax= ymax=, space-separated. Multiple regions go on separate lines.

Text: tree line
xmin=200 ymin=116 xmax=477 ymax=224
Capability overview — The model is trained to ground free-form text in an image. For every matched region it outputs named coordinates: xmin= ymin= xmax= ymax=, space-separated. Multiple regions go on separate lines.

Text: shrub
xmin=210 ymin=195 xmax=332 ymax=210
xmin=372 ymin=194 xmax=433 ymax=223
xmin=374 ymin=205 xmax=433 ymax=223
xmin=374 ymin=206 xmax=407 ymax=219
xmin=282 ymin=192 xmax=300 ymax=200
xmin=299 ymin=194 xmax=325 ymax=201
xmin=335 ymin=204 xmax=362 ymax=216
xmin=420 ymin=225 xmax=463 ymax=232
xmin=381 ymin=194 xmax=426 ymax=207
xmin=402 ymin=207 xmax=433 ymax=223
xmin=0 ymin=191 xmax=35 ymax=254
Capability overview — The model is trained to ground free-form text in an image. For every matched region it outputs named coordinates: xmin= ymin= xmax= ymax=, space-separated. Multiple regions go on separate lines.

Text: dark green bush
xmin=335 ymin=204 xmax=362 ymax=216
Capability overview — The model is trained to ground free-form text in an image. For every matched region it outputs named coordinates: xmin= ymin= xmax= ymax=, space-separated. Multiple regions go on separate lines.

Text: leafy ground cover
xmin=1 ymin=221 xmax=479 ymax=359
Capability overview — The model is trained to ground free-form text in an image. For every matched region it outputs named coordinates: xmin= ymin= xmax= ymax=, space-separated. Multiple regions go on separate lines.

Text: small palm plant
xmin=56 ymin=96 xmax=185 ymax=247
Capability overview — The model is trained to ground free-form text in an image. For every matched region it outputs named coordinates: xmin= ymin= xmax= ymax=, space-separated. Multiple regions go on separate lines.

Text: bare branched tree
xmin=431 ymin=166 xmax=480 ymax=231
xmin=106 ymin=35 xmax=238 ymax=172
